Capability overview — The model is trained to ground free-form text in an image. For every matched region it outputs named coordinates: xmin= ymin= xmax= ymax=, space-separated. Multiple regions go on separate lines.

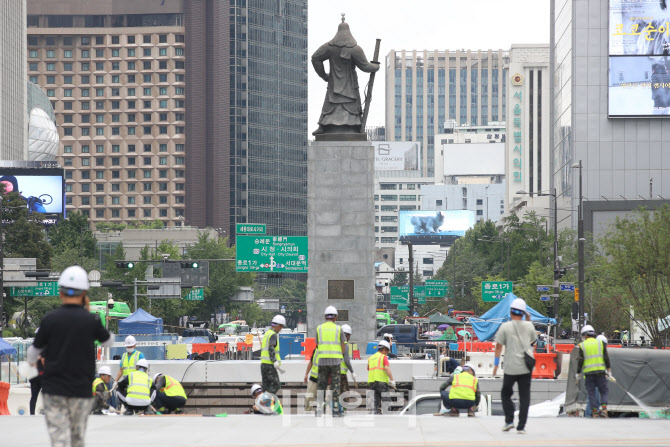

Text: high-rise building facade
xmin=26 ymin=0 xmax=186 ymax=226
xmin=187 ymin=0 xmax=308 ymax=237
xmin=1 ymin=0 xmax=28 ymax=160
xmin=385 ymin=49 xmax=509 ymax=176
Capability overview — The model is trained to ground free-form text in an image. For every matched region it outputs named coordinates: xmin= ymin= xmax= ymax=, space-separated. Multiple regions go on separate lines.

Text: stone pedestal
xmin=306 ymin=141 xmax=376 ymax=343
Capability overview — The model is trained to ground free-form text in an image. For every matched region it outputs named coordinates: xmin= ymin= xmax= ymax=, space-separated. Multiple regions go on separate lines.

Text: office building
xmin=26 ymin=0 xmax=186 ymax=226
xmin=188 ymin=0 xmax=308 ymax=236
xmin=503 ymin=44 xmax=551 ymax=221
xmin=385 ymin=49 xmax=509 ymax=176
xmin=551 ymin=0 xmax=670 ymax=237
xmin=1 ymin=0 xmax=28 ymax=160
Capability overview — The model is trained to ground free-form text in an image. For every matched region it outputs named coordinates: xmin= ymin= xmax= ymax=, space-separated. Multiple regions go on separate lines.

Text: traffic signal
xmin=571 ymin=302 xmax=579 ymax=320
xmin=546 ymin=306 xmax=554 ymax=318
xmin=180 ymin=262 xmax=199 ymax=268
xmin=115 ymin=262 xmax=135 ymax=269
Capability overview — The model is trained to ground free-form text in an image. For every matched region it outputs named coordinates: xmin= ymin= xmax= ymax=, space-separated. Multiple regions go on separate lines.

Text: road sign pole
xmin=134 ymin=278 xmax=138 ymax=312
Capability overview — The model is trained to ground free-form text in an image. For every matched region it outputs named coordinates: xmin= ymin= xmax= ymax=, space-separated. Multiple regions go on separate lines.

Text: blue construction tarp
xmin=470 ymin=292 xmax=557 ymax=341
xmin=0 ymin=337 xmax=17 ymax=356
xmin=119 ymin=308 xmax=163 ymax=335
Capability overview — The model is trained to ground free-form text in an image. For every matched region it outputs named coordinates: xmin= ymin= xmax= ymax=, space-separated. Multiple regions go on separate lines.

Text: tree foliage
xmin=48 ymin=212 xmax=95 ymax=260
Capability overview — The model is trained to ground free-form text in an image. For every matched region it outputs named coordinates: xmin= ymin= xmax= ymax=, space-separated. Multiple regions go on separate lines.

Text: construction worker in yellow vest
xmin=367 ymin=340 xmax=395 ymax=414
xmin=260 ymin=315 xmax=285 ymax=394
xmin=116 ymin=358 xmax=154 ymax=415
xmin=303 ymin=346 xmax=319 ymax=411
xmin=439 ymin=363 xmax=480 ymax=417
xmin=91 ymin=366 xmax=113 ymax=414
xmin=153 ymin=373 xmax=187 ymax=414
xmin=115 ymin=335 xmax=145 ymax=382
xmin=315 ymin=306 xmax=353 ymax=417
xmin=576 ymin=325 xmax=614 ymax=418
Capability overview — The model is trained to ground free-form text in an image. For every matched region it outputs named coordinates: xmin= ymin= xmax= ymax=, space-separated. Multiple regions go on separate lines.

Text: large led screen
xmin=398 ymin=210 xmax=475 ymax=245
xmin=609 ymin=0 xmax=670 ymax=117
xmin=0 ymin=168 xmax=65 ymax=215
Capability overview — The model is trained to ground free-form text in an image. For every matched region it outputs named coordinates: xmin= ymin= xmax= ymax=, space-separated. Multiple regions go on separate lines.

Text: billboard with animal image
xmin=609 ymin=0 xmax=670 ymax=116
xmin=398 ymin=210 xmax=475 ymax=245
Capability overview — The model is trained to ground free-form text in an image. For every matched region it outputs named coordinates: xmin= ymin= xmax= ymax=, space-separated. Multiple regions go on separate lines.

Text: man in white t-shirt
xmin=492 ymin=298 xmax=536 ymax=434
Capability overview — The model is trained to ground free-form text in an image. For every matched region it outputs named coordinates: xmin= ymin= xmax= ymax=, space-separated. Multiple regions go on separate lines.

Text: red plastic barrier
xmin=532 ymin=353 xmax=557 ymax=379
xmin=301 ymin=337 xmax=316 ymax=359
xmin=215 ymin=342 xmax=229 ymax=353
xmin=352 ymin=350 xmax=361 ymax=360
xmin=192 ymin=343 xmax=216 ymax=354
xmin=457 ymin=342 xmax=495 ymax=352
xmin=236 ymin=342 xmax=253 ymax=352
xmin=553 ymin=344 xmax=576 ymax=354
xmin=0 ymin=381 xmax=11 ymax=415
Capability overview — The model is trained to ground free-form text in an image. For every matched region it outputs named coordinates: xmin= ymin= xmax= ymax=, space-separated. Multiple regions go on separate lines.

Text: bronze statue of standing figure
xmin=312 ymin=14 xmax=380 ymax=140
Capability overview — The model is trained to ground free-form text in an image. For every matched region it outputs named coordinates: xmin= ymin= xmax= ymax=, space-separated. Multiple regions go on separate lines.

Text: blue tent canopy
xmin=0 ymin=337 xmax=17 ymax=356
xmin=471 ymin=292 xmax=557 ymax=341
xmin=119 ymin=308 xmax=163 ymax=336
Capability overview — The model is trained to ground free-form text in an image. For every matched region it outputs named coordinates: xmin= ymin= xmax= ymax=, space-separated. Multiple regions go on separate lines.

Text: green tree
xmin=255 ymin=278 xmax=306 ymax=326
xmin=48 ymin=212 xmax=95 ymax=260
xmin=2 ymin=192 xmax=52 ymax=269
xmin=390 ymin=271 xmax=408 ymax=287
xmin=599 ymin=206 xmax=670 ymax=348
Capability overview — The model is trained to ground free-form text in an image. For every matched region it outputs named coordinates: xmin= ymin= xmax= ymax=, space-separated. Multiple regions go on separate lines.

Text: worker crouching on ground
xmin=153 ymin=373 xmax=187 ymax=414
xmin=439 ymin=363 xmax=480 ymax=417
xmin=261 ymin=315 xmax=285 ymax=395
xmin=116 ymin=359 xmax=155 ymax=415
xmin=91 ymin=366 xmax=114 ymax=414
xmin=246 ymin=384 xmax=283 ymax=415
xmin=367 ymin=340 xmax=395 ymax=415
xmin=576 ymin=325 xmax=614 ymax=418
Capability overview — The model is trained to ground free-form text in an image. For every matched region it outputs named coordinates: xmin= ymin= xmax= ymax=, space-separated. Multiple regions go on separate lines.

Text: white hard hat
xmin=153 ymin=373 xmax=163 ymax=385
xmin=124 ymin=335 xmax=137 ymax=347
xmin=341 ymin=324 xmax=352 ymax=335
xmin=384 ymin=333 xmax=393 ymax=340
xmin=453 ymin=366 xmax=463 ymax=375
xmin=136 ymin=359 xmax=149 ymax=369
xmin=271 ymin=315 xmax=286 ymax=326
xmin=58 ymin=266 xmax=90 ymax=294
xmin=378 ymin=340 xmax=391 ymax=350
xmin=324 ymin=305 xmax=338 ymax=316
xmin=464 ymin=363 xmax=476 ymax=374
xmin=98 ymin=366 xmax=111 ymax=376
xmin=250 ymin=384 xmax=263 ymax=396
xmin=510 ymin=298 xmax=527 ymax=314
xmin=581 ymin=324 xmax=595 ymax=334
xmin=596 ymin=334 xmax=608 ymax=344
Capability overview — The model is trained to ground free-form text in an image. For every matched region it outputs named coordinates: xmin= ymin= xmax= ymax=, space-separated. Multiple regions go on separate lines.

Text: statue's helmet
xmin=329 ymin=21 xmax=357 ymax=48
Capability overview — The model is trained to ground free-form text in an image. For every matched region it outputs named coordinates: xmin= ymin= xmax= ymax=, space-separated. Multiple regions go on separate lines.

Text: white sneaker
xmin=502 ymin=423 xmax=515 ymax=432
xmin=517 ymin=429 xmax=526 ymax=434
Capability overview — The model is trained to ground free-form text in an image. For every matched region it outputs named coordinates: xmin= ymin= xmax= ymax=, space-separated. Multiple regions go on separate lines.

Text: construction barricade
xmin=532 ymin=352 xmax=557 ymax=379
xmin=301 ymin=337 xmax=316 ymax=359
xmin=0 ymin=381 xmax=10 ymax=415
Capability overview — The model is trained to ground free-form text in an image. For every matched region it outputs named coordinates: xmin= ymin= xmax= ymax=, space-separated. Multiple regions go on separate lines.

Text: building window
xmin=175 ymin=144 xmax=184 ymax=152
xmin=175 ymin=170 xmax=184 ymax=178
xmin=423 ymin=258 xmax=434 ymax=264
xmin=159 ymin=48 xmax=167 ymax=56
xmin=112 ymin=36 xmax=120 ymax=44
xmin=159 ymin=61 xmax=167 ymax=70
xmin=143 ymin=48 xmax=152 ymax=57
xmin=143 ymin=170 xmax=151 ymax=178
xmin=159 ymin=157 xmax=167 ymax=165
xmin=144 ymin=196 xmax=152 ymax=204
xmin=64 ymin=50 xmax=72 ymax=58
xmin=176 ymin=35 xmax=184 ymax=43
xmin=175 ymin=48 xmax=184 ymax=56
xmin=81 ymin=184 xmax=90 ymax=192
xmin=81 ymin=62 xmax=90 ymax=71
xmin=175 ymin=157 xmax=184 ymax=165
xmin=128 ymin=36 xmax=135 ymax=44
xmin=128 ymin=197 xmax=135 ymax=205
xmin=46 ymin=63 xmax=55 ymax=71
xmin=96 ymin=145 xmax=104 ymax=153
xmin=143 ymin=61 xmax=151 ymax=70
xmin=175 ymin=183 xmax=184 ymax=191
xmin=128 ymin=62 xmax=135 ymax=70
xmin=159 ymin=183 xmax=168 ymax=191
xmin=476 ymin=199 xmax=483 ymax=205
xmin=111 ymin=184 xmax=120 ymax=192
xmin=476 ymin=210 xmax=483 ymax=216
xmin=96 ymin=210 xmax=104 ymax=218
xmin=128 ymin=210 xmax=136 ymax=218
xmin=422 ymin=270 xmax=434 ymax=277
xmin=128 ymin=184 xmax=136 ymax=192
xmin=127 ymin=170 xmax=136 ymax=178
xmin=436 ymin=200 xmax=443 ymax=206
xmin=143 ymin=209 xmax=152 ymax=218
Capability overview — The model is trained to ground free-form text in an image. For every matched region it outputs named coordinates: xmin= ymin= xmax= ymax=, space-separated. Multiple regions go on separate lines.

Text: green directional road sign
xmin=414 ymin=286 xmax=427 ymax=304
xmin=482 ymin=281 xmax=513 ymax=302
xmin=182 ymin=288 xmax=204 ymax=301
xmin=236 ymin=223 xmax=266 ymax=235
xmin=236 ymin=235 xmax=308 ymax=273
xmin=425 ymin=280 xmax=448 ymax=286
xmin=424 ymin=279 xmax=448 ymax=297
xmin=390 ymin=286 xmax=409 ymax=305
xmin=9 ymin=281 xmax=58 ymax=297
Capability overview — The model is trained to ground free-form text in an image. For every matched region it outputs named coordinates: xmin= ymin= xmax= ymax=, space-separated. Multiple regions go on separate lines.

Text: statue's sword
xmin=360 ymin=38 xmax=381 ymax=133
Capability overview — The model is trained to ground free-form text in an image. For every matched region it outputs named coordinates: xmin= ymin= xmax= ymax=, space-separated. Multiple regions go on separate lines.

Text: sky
xmin=308 ymin=0 xmax=550 ymax=134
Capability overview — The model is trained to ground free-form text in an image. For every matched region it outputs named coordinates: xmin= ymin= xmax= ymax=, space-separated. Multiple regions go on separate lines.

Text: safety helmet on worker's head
xmin=341 ymin=324 xmax=352 ymax=335
xmin=58 ymin=265 xmax=90 ymax=296
xmin=453 ymin=366 xmax=463 ymax=375
xmin=463 ymin=363 xmax=476 ymax=375
xmin=271 ymin=315 xmax=286 ymax=326
xmin=153 ymin=373 xmax=163 ymax=385
xmin=136 ymin=359 xmax=149 ymax=371
xmin=378 ymin=340 xmax=391 ymax=351
xmin=510 ymin=298 xmax=527 ymax=316
xmin=581 ymin=325 xmax=596 ymax=336
xmin=98 ymin=366 xmax=111 ymax=376
xmin=250 ymin=384 xmax=263 ymax=397
xmin=324 ymin=305 xmax=338 ymax=317
xmin=124 ymin=335 xmax=137 ymax=347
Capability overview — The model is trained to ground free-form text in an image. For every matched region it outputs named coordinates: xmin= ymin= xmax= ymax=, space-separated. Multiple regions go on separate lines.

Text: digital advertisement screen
xmin=398 ymin=210 xmax=475 ymax=245
xmin=609 ymin=0 xmax=670 ymax=117
xmin=0 ymin=168 xmax=65 ymax=216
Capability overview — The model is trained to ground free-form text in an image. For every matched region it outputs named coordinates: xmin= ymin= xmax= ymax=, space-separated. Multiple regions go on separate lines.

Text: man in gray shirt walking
xmin=492 ymin=298 xmax=536 ymax=434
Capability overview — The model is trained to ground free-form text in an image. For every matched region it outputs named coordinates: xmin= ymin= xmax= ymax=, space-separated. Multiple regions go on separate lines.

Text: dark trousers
xmin=29 ymin=375 xmax=42 ymax=415
xmin=261 ymin=363 xmax=281 ymax=394
xmin=154 ymin=392 xmax=186 ymax=413
xmin=440 ymin=391 xmax=476 ymax=411
xmin=501 ymin=373 xmax=531 ymax=430
xmin=585 ymin=373 xmax=609 ymax=412
xmin=370 ymin=381 xmax=388 ymax=414
xmin=317 ymin=365 xmax=341 ymax=413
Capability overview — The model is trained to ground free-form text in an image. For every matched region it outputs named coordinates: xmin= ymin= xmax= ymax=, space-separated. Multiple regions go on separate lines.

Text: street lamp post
xmin=572 ymin=160 xmax=585 ymax=339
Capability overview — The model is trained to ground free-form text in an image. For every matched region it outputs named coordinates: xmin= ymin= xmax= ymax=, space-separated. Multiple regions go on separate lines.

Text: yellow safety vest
xmin=310 ymin=348 xmax=319 ymax=380
xmin=580 ymin=337 xmax=606 ymax=374
xmin=316 ymin=321 xmax=343 ymax=360
xmin=92 ymin=377 xmax=107 ymax=396
xmin=261 ymin=329 xmax=280 ymax=365
xmin=121 ymin=350 xmax=141 ymax=376
xmin=340 ymin=341 xmax=349 ymax=375
xmin=367 ymin=351 xmax=389 ymax=383
xmin=448 ymin=372 xmax=478 ymax=401
xmin=161 ymin=375 xmax=187 ymax=400
xmin=127 ymin=370 xmax=152 ymax=404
